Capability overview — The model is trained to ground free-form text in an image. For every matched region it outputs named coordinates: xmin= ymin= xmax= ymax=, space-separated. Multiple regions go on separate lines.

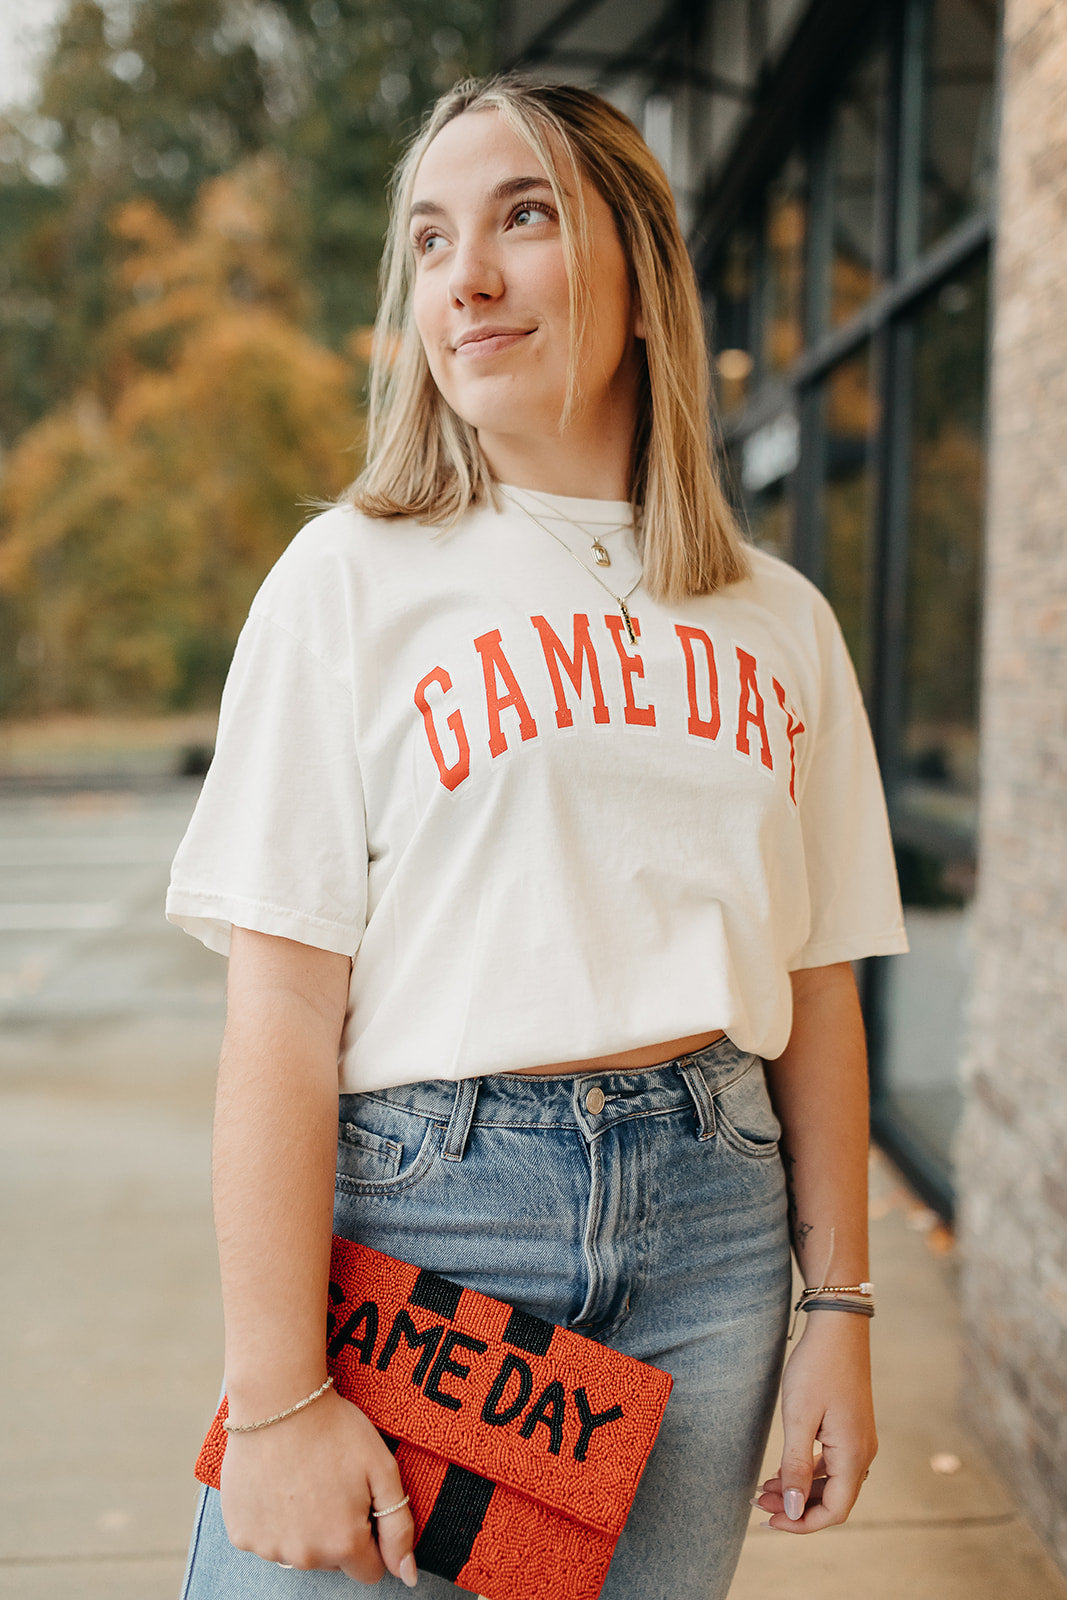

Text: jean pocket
xmin=337 ymin=1121 xmax=402 ymax=1182
xmin=712 ymin=1060 xmax=782 ymax=1158
xmin=335 ymin=1094 xmax=442 ymax=1194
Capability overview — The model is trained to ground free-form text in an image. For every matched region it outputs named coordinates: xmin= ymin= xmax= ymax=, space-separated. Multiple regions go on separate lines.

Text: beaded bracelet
xmin=790 ymin=1282 xmax=875 ymax=1337
xmin=222 ymin=1376 xmax=334 ymax=1434
xmin=798 ymin=1282 xmax=874 ymax=1302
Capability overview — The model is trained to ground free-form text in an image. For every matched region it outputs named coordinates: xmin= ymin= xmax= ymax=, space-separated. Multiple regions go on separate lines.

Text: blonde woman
xmin=170 ymin=75 xmax=905 ymax=1600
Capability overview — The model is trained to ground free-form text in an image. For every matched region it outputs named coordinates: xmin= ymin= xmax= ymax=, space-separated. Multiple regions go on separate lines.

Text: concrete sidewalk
xmin=731 ymin=1152 xmax=1067 ymax=1599
xmin=0 ymin=890 xmax=1065 ymax=1600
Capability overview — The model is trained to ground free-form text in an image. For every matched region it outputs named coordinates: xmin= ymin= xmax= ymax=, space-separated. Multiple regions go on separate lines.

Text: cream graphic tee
xmin=167 ymin=489 xmax=907 ymax=1089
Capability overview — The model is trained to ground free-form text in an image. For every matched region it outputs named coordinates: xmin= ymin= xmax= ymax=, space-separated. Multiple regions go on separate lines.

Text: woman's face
xmin=409 ymin=109 xmax=642 ymax=475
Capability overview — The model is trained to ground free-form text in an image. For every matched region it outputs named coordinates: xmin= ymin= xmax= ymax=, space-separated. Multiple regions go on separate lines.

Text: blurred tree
xmin=0 ymin=0 xmax=489 ymax=714
xmin=276 ymin=0 xmax=490 ymax=344
xmin=0 ymin=156 xmax=362 ymax=712
xmin=0 ymin=0 xmax=286 ymax=440
xmin=0 ymin=0 xmax=490 ymax=441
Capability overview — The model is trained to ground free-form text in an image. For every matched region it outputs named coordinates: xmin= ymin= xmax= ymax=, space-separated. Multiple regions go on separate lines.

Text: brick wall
xmin=956 ymin=0 xmax=1067 ymax=1573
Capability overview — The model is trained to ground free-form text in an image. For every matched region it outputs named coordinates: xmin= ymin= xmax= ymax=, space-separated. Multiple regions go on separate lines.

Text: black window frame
xmin=700 ymin=0 xmax=1001 ymax=1218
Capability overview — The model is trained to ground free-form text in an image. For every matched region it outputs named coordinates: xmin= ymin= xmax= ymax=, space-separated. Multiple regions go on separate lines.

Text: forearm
xmin=213 ymin=929 xmax=350 ymax=1417
xmin=207 ymin=930 xmax=416 ymax=1583
xmin=763 ymin=961 xmax=870 ymax=1287
xmin=756 ymin=960 xmax=877 ymax=1532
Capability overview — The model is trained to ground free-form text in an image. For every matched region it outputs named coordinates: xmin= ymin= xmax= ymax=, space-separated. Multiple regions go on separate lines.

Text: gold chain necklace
xmin=501 ymin=489 xmax=643 ymax=644
xmin=509 ymin=485 xmax=631 ymax=570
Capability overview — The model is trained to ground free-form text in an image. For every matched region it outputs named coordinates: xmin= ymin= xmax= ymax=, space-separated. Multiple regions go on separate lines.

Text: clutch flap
xmin=196 ymin=1237 xmax=672 ymax=1544
xmin=322 ymin=1239 xmax=672 ymax=1540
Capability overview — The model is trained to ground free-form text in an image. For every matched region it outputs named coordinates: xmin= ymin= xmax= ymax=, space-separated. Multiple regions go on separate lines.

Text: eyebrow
xmin=409 ymin=175 xmax=556 ymax=222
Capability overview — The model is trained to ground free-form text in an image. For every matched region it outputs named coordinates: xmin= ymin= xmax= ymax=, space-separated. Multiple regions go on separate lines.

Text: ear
xmin=633 ymin=301 xmax=646 ymax=340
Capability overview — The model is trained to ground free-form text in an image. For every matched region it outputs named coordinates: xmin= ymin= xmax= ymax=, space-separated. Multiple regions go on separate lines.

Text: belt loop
xmin=676 ymin=1059 xmax=717 ymax=1142
xmin=442 ymin=1077 xmax=480 ymax=1161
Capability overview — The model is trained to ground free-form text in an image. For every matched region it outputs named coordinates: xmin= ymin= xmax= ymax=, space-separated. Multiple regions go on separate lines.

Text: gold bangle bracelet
xmin=222 ymin=1375 xmax=334 ymax=1434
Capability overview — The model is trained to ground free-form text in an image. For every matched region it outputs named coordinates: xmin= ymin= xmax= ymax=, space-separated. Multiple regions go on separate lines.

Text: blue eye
xmin=510 ymin=201 xmax=556 ymax=228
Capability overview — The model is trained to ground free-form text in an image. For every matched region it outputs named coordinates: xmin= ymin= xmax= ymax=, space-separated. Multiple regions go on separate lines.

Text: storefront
xmin=497 ymin=0 xmax=1000 ymax=1215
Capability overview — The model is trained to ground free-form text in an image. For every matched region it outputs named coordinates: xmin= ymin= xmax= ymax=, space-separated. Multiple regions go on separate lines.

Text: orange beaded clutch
xmin=196 ymin=1235 xmax=673 ymax=1600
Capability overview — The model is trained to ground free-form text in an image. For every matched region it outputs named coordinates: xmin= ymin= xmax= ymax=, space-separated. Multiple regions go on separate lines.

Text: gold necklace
xmin=501 ymin=489 xmax=643 ymax=644
xmin=507 ymin=486 xmax=632 ymax=570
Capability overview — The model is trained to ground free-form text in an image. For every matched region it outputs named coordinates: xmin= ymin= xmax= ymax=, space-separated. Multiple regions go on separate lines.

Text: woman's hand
xmin=761 ymin=963 xmax=877 ymax=1532
xmin=220 ymin=1388 xmax=418 ymax=1585
xmin=754 ymin=1312 xmax=877 ymax=1532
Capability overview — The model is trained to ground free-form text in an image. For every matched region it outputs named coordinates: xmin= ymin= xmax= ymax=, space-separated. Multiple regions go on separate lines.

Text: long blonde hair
xmin=350 ymin=75 xmax=748 ymax=600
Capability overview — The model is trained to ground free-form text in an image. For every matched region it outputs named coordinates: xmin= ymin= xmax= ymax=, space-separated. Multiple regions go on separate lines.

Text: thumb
xmin=777 ymin=1421 xmax=816 ymax=1524
xmin=370 ymin=1469 xmax=418 ymax=1589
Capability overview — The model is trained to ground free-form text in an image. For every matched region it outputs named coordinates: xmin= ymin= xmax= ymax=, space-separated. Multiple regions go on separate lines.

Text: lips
xmin=453 ymin=327 xmax=533 ymax=355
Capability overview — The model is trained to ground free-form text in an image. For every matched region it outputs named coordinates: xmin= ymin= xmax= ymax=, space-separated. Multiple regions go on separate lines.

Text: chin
xmin=451 ymin=394 xmax=561 ymax=441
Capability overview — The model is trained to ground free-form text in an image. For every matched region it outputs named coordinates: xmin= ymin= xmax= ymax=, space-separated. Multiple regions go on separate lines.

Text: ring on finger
xmin=371 ymin=1494 xmax=410 ymax=1519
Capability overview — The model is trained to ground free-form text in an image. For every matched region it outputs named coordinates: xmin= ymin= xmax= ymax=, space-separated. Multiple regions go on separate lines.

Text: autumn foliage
xmin=0 ymin=156 xmax=363 ymax=712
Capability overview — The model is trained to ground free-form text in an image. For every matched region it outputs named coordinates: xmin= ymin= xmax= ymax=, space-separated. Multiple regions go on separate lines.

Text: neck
xmin=475 ymin=390 xmax=636 ymax=502
xmin=485 ymin=455 xmax=631 ymax=500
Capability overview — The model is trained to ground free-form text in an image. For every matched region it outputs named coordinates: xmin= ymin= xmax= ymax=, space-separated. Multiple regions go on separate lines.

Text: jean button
xmin=585 ymin=1086 xmax=606 ymax=1115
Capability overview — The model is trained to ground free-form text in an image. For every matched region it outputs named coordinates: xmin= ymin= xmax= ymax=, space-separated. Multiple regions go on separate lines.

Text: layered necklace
xmin=500 ymin=487 xmax=644 ymax=645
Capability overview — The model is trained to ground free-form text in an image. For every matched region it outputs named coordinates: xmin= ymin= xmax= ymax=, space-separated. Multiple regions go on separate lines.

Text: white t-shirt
xmin=166 ymin=487 xmax=907 ymax=1089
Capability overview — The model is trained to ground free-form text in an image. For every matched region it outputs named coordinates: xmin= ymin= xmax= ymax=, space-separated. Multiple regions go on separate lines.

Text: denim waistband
xmin=341 ymin=1035 xmax=760 ymax=1158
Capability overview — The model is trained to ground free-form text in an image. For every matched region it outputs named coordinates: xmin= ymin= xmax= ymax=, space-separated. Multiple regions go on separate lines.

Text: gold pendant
xmin=591 ymin=540 xmax=611 ymax=568
xmin=620 ymin=599 xmax=636 ymax=645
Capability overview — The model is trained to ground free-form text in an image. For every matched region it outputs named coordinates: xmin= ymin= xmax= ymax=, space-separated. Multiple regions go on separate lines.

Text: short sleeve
xmin=166 ymin=612 xmax=368 ymax=957
xmin=790 ymin=619 xmax=908 ymax=970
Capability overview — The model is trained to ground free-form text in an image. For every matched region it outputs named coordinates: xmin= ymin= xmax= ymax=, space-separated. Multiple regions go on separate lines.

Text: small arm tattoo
xmin=780 ymin=1146 xmax=814 ymax=1257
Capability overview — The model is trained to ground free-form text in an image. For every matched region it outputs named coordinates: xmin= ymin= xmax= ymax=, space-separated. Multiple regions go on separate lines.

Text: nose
xmin=447 ymin=233 xmax=504 ymax=306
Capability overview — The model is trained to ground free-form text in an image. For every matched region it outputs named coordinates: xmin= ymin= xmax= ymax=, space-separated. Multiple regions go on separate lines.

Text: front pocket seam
xmin=702 ymin=1057 xmax=760 ymax=1098
xmin=335 ymin=1119 xmax=445 ymax=1195
xmin=710 ymin=1059 xmax=782 ymax=1157
xmin=713 ymin=1114 xmax=782 ymax=1158
xmin=339 ymin=1124 xmax=403 ymax=1167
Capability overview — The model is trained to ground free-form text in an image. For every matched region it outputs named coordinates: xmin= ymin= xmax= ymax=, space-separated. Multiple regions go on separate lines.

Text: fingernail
xmin=400 ymin=1555 xmax=418 ymax=1588
xmin=784 ymin=1489 xmax=805 ymax=1521
xmin=749 ymin=1495 xmax=764 ymax=1507
xmin=760 ymin=1520 xmax=784 ymax=1531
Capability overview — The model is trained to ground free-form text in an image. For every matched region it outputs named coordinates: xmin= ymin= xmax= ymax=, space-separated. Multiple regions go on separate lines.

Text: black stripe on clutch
xmin=408 ymin=1270 xmax=462 ymax=1320
xmin=413 ymin=1464 xmax=495 ymax=1581
xmin=503 ymin=1306 xmax=555 ymax=1358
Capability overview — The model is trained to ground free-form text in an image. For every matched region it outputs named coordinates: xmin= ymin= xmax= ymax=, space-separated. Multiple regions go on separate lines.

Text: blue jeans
xmin=181 ymin=1037 xmax=791 ymax=1600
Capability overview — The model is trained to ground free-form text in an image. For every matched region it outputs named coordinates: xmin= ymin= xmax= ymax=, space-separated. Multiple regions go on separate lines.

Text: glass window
xmin=827 ymin=43 xmax=889 ymax=330
xmin=711 ymin=224 xmax=756 ymax=418
xmin=877 ymin=253 xmax=989 ymax=1176
xmin=818 ymin=346 xmax=880 ymax=697
xmin=919 ymin=0 xmax=997 ymax=252
xmin=768 ymin=0 xmax=807 ymax=53
xmin=902 ymin=258 xmax=987 ymax=817
xmin=745 ymin=478 xmax=796 ymax=562
xmin=762 ymin=153 xmax=808 ymax=373
xmin=739 ymin=412 xmax=800 ymax=562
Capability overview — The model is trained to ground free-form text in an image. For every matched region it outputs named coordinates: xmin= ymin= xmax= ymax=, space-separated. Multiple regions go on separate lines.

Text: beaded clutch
xmin=196 ymin=1234 xmax=673 ymax=1600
